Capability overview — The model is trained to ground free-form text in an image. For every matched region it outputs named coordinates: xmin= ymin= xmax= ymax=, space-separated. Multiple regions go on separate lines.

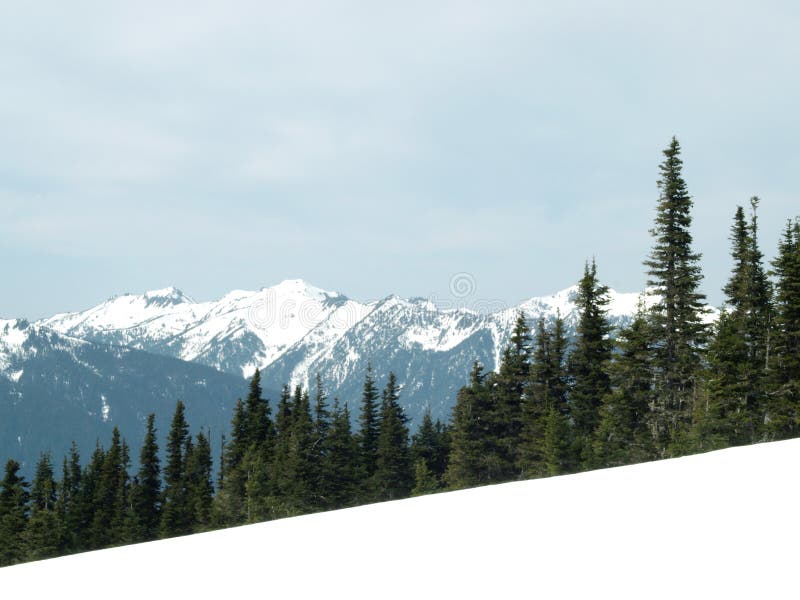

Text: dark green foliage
xmin=519 ymin=316 xmax=569 ymax=478
xmin=25 ymin=452 xmax=60 ymax=561
xmin=89 ymin=428 xmax=130 ymax=548
xmin=410 ymin=408 xmax=450 ymax=486
xmin=160 ymin=401 xmax=192 ymax=538
xmin=185 ymin=430 xmax=214 ymax=530
xmin=767 ymin=219 xmax=800 ymax=439
xmin=411 ymin=459 xmax=440 ymax=497
xmin=0 ymin=459 xmax=30 ymax=566
xmin=130 ymin=414 xmax=161 ymax=542
xmin=280 ymin=388 xmax=316 ymax=515
xmin=644 ymin=137 xmax=708 ymax=453
xmin=324 ymin=399 xmax=359 ymax=508
xmin=445 ymin=362 xmax=494 ymax=489
xmin=542 ymin=408 xmax=572 ymax=476
xmin=373 ymin=372 xmax=412 ymax=501
xmin=489 ymin=312 xmax=531 ymax=481
xmin=701 ymin=201 xmax=772 ymax=446
xmin=357 ymin=363 xmax=380 ymax=487
xmin=568 ymin=260 xmax=613 ymax=467
xmin=594 ymin=307 xmax=655 ymax=466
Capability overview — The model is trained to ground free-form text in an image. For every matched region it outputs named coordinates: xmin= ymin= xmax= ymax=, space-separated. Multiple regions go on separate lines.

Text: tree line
xmin=1 ymin=137 xmax=799 ymax=567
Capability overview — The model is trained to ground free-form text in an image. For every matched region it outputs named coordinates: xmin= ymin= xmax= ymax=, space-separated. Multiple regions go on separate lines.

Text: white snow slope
xmin=2 ymin=439 xmax=796 ymax=599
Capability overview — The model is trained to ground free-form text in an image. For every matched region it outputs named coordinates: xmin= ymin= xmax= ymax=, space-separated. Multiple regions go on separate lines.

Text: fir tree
xmin=568 ymin=259 xmax=612 ymax=467
xmin=324 ymin=398 xmax=359 ymax=508
xmin=283 ymin=388 xmax=316 ymax=515
xmin=131 ymin=413 xmax=161 ymax=542
xmin=445 ymin=362 xmax=493 ymax=489
xmin=90 ymin=427 xmax=129 ymax=548
xmin=489 ymin=312 xmax=531 ymax=481
xmin=594 ymin=304 xmax=655 ymax=467
xmin=0 ymin=459 xmax=30 ymax=566
xmin=185 ymin=430 xmax=214 ymax=530
xmin=411 ymin=459 xmax=440 ymax=497
xmin=25 ymin=452 xmax=60 ymax=561
xmin=644 ymin=137 xmax=708 ymax=453
xmin=701 ymin=201 xmax=772 ymax=446
xmin=373 ymin=372 xmax=412 ymax=501
xmin=357 ymin=363 xmax=380 ymax=495
xmin=161 ymin=400 xmax=191 ymax=538
xmin=767 ymin=219 xmax=800 ymax=439
xmin=410 ymin=408 xmax=449 ymax=485
xmin=519 ymin=316 xmax=569 ymax=478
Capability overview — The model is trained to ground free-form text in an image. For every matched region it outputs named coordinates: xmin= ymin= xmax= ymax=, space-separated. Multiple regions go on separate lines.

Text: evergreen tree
xmin=324 ymin=398 xmax=359 ymax=508
xmin=161 ymin=400 xmax=191 ymax=538
xmin=54 ymin=445 xmax=82 ymax=554
xmin=410 ymin=408 xmax=449 ymax=485
xmin=312 ymin=373 xmax=332 ymax=508
xmin=643 ymin=137 xmax=708 ymax=453
xmin=702 ymin=201 xmax=773 ymax=446
xmin=357 ymin=363 xmax=380 ymax=494
xmin=283 ymin=388 xmax=316 ymax=514
xmin=767 ymin=219 xmax=800 ymax=439
xmin=519 ymin=316 xmax=569 ymax=478
xmin=185 ymin=430 xmax=214 ymax=530
xmin=131 ymin=413 xmax=161 ymax=542
xmin=0 ymin=459 xmax=30 ymax=566
xmin=373 ymin=372 xmax=412 ymax=501
xmin=25 ymin=452 xmax=60 ymax=561
xmin=89 ymin=427 xmax=129 ymax=548
xmin=489 ymin=312 xmax=531 ymax=481
xmin=411 ymin=459 xmax=440 ymax=497
xmin=568 ymin=259 xmax=613 ymax=467
xmin=215 ymin=398 xmax=247 ymax=526
xmin=445 ymin=362 xmax=493 ymax=489
xmin=594 ymin=305 xmax=654 ymax=467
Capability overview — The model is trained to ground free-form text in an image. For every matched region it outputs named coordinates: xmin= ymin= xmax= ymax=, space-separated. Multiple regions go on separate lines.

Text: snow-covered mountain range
xmin=0 ymin=318 xmax=249 ymax=473
xmin=32 ymin=279 xmax=658 ymax=425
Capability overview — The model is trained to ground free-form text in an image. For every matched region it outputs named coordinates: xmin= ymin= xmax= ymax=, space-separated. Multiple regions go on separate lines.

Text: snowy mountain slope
xmin=0 ymin=319 xmax=251 ymax=475
xmin=3 ymin=439 xmax=796 ymax=599
xmin=40 ymin=279 xmax=358 ymax=378
xmin=34 ymin=280 xmax=716 ymax=426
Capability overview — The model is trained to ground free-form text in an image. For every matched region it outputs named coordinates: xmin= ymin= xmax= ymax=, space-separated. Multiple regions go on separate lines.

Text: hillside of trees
xmin=1 ymin=137 xmax=799 ymax=567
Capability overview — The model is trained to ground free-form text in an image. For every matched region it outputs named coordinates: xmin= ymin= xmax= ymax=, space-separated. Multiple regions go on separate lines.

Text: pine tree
xmin=357 ymin=363 xmax=380 ymax=496
xmin=489 ymin=312 xmax=531 ymax=481
xmin=90 ymin=427 xmax=129 ymax=548
xmin=445 ymin=362 xmax=493 ymax=489
xmin=185 ymin=430 xmax=214 ymax=530
xmin=594 ymin=304 xmax=654 ymax=467
xmin=767 ymin=219 xmax=800 ymax=439
xmin=283 ymin=388 xmax=316 ymax=515
xmin=312 ymin=373 xmax=332 ymax=508
xmin=25 ymin=452 xmax=60 ymax=561
xmin=644 ymin=137 xmax=708 ymax=453
xmin=411 ymin=459 xmax=440 ymax=497
xmin=58 ymin=442 xmax=82 ymax=553
xmin=702 ymin=201 xmax=772 ymax=446
xmin=131 ymin=413 xmax=161 ymax=542
xmin=519 ymin=316 xmax=569 ymax=478
xmin=324 ymin=398 xmax=359 ymax=508
xmin=0 ymin=459 xmax=30 ymax=566
xmin=161 ymin=400 xmax=191 ymax=538
xmin=410 ymin=408 xmax=449 ymax=486
xmin=216 ymin=398 xmax=247 ymax=526
xmin=373 ymin=372 xmax=412 ymax=501
xmin=568 ymin=259 xmax=613 ymax=467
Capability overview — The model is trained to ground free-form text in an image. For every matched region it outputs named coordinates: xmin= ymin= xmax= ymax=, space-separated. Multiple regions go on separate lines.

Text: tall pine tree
xmin=643 ymin=137 xmax=708 ymax=454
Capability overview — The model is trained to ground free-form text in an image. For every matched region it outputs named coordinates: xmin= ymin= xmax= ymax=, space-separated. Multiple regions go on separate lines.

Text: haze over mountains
xmin=1 ymin=278 xmax=694 ymax=471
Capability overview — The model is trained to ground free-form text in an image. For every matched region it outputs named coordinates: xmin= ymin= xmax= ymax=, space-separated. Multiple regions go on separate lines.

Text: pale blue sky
xmin=1 ymin=1 xmax=798 ymax=319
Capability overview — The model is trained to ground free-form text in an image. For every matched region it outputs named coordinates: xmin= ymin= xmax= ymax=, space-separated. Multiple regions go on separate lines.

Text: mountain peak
xmin=142 ymin=287 xmax=193 ymax=307
xmin=267 ymin=279 xmax=341 ymax=300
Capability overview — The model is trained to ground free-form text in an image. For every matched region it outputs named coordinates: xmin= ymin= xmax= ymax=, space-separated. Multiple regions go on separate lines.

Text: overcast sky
xmin=1 ymin=1 xmax=798 ymax=319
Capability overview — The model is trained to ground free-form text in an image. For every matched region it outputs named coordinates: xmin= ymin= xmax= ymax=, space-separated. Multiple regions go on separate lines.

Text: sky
xmin=1 ymin=1 xmax=799 ymax=319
